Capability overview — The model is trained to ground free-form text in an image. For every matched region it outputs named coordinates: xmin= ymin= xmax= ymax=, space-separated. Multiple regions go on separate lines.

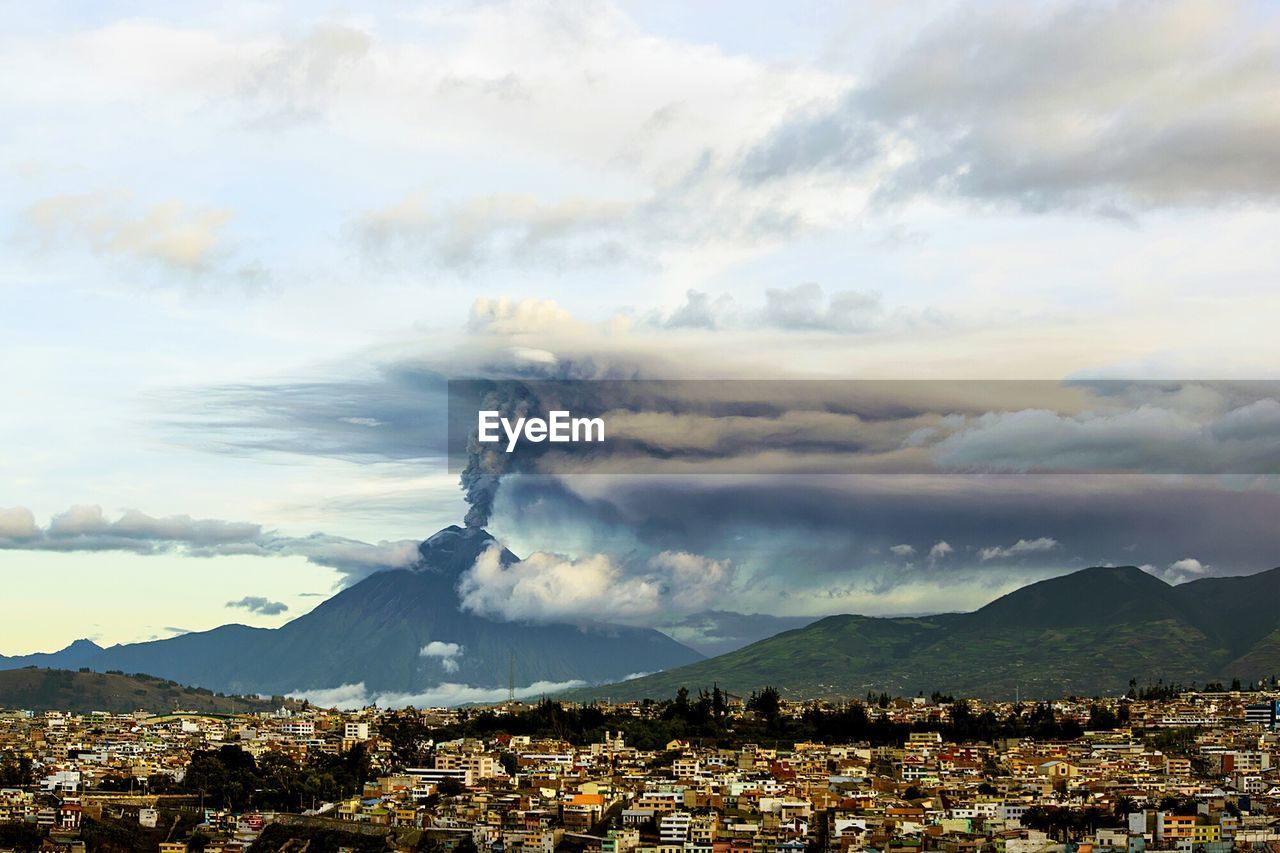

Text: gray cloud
xmin=930 ymin=397 xmax=1280 ymax=474
xmin=0 ymin=505 xmax=419 ymax=581
xmin=164 ymin=370 xmax=451 ymax=462
xmin=656 ymin=285 xmax=943 ymax=335
xmin=744 ymin=0 xmax=1280 ymax=212
xmin=494 ymin=471 xmax=1280 ymax=616
xmin=763 ymin=283 xmax=883 ymax=332
xmin=226 ymin=596 xmax=289 ymax=616
xmin=664 ymin=289 xmax=740 ymax=330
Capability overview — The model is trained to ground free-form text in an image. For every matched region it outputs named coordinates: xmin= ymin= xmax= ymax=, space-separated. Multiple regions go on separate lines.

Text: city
xmin=4 ymin=688 xmax=1280 ymax=852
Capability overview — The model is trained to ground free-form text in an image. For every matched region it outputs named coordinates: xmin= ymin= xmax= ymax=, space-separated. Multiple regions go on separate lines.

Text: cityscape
xmin=4 ymin=686 xmax=1280 ymax=852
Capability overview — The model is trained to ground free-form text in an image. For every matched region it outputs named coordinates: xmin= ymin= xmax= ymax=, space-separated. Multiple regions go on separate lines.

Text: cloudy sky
xmin=2 ymin=0 xmax=1280 ymax=655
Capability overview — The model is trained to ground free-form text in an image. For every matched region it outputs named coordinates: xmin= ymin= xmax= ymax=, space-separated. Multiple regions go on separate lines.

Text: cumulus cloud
xmin=1145 ymin=557 xmax=1212 ymax=584
xmin=0 ymin=505 xmax=419 ymax=581
xmin=978 ymin=537 xmax=1060 ymax=561
xmin=663 ymin=290 xmax=741 ymax=330
xmin=890 ymin=544 xmax=916 ymax=557
xmin=469 ymin=297 xmax=581 ymax=336
xmin=289 ymin=679 xmax=587 ymax=710
xmin=928 ymin=541 xmax=954 ymax=560
xmin=226 ymin=596 xmax=289 ymax=616
xmin=420 ymin=640 xmax=464 ymax=673
xmin=458 ymin=543 xmax=734 ymax=626
xmin=0 ymin=507 xmax=38 ymax=541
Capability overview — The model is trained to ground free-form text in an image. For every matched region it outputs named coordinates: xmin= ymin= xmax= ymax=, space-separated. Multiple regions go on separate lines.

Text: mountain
xmin=0 ymin=638 xmax=104 ymax=670
xmin=0 ymin=527 xmax=701 ymax=700
xmin=655 ymin=611 xmax=818 ymax=657
xmin=0 ymin=668 xmax=300 ymax=715
xmin=562 ymin=565 xmax=1280 ymax=702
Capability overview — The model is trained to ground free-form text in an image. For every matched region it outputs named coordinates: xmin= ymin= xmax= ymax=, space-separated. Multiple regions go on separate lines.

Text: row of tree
xmin=177 ymin=744 xmax=371 ymax=811
xmin=372 ymin=689 xmax=1130 ymax=767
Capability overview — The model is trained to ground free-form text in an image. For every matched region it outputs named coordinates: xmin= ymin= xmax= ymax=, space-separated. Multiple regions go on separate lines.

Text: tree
xmin=747 ymin=686 xmax=782 ymax=724
xmin=437 ymin=777 xmax=466 ymax=797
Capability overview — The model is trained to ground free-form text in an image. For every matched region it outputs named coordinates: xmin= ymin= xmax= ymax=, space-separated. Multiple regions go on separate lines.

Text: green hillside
xmin=0 ymin=668 xmax=298 ymax=714
xmin=566 ymin=565 xmax=1280 ymax=702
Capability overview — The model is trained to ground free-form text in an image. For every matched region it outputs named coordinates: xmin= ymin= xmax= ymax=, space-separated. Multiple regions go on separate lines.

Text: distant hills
xmin=13 ymin=547 xmax=1280 ymax=706
xmin=0 ymin=638 xmax=104 ymax=671
xmin=0 ymin=668 xmax=297 ymax=715
xmin=0 ymin=527 xmax=702 ymax=700
xmin=562 ymin=565 xmax=1280 ymax=702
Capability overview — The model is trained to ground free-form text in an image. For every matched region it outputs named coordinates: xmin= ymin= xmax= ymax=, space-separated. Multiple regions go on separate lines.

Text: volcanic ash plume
xmin=459 ymin=384 xmax=540 ymax=528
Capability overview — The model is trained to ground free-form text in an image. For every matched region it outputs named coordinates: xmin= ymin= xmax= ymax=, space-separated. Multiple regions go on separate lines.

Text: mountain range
xmin=9 ymin=537 xmax=1280 ymax=706
xmin=560 ymin=564 xmax=1280 ymax=702
xmin=0 ymin=527 xmax=702 ymax=701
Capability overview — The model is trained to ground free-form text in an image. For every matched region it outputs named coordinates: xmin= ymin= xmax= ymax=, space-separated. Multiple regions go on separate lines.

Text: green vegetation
xmin=0 ymin=667 xmax=298 ymax=714
xmin=181 ymin=744 xmax=370 ymax=811
xmin=563 ymin=565 xmax=1280 ymax=701
xmin=375 ymin=694 xmax=1091 ymax=755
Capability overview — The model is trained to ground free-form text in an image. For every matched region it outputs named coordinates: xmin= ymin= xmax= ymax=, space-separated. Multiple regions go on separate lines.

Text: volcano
xmin=16 ymin=526 xmax=702 ymax=701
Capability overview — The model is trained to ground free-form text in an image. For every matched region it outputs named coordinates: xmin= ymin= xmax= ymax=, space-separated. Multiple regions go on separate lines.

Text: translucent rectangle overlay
xmin=446 ymin=379 xmax=1280 ymax=476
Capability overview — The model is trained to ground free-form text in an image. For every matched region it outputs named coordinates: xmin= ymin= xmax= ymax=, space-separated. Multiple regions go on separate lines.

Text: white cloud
xmin=1144 ymin=557 xmax=1212 ymax=584
xmin=458 ymin=543 xmax=734 ymax=625
xmin=0 ymin=507 xmax=38 ymax=541
xmin=928 ymin=541 xmax=953 ymax=560
xmin=285 ymin=682 xmax=370 ymax=710
xmin=468 ymin=296 xmax=581 ymax=336
xmin=420 ymin=640 xmax=464 ymax=673
xmin=288 ymin=679 xmax=587 ymax=710
xmin=979 ymin=537 xmax=1059 ymax=561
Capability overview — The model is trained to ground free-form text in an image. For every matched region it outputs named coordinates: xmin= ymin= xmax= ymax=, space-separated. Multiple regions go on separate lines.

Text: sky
xmin=2 ymin=0 xmax=1280 ymax=655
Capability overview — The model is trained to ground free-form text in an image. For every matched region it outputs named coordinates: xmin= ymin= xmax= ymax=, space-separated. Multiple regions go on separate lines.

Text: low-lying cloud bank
xmin=287 ymin=679 xmax=587 ymax=710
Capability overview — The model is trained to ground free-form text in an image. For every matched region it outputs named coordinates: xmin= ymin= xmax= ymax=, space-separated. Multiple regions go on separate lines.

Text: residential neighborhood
xmin=4 ymin=690 xmax=1280 ymax=853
